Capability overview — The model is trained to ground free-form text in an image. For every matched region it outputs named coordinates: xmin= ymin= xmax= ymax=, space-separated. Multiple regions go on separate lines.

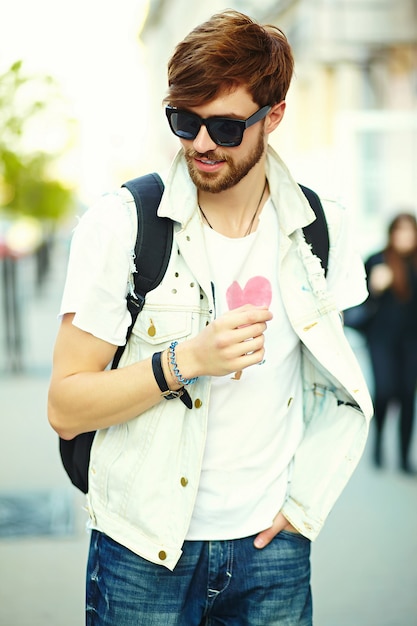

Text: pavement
xmin=0 ymin=239 xmax=416 ymax=626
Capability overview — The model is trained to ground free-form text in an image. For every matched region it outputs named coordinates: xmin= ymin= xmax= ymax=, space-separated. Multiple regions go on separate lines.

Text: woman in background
xmin=365 ymin=213 xmax=417 ymax=474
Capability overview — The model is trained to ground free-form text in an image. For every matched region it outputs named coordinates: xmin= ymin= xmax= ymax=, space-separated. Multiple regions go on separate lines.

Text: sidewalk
xmin=0 ymin=242 xmax=416 ymax=625
xmin=0 ymin=239 xmax=89 ymax=626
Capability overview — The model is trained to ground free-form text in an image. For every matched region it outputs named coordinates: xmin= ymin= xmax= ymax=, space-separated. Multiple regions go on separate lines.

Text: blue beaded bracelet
xmin=168 ymin=341 xmax=198 ymax=386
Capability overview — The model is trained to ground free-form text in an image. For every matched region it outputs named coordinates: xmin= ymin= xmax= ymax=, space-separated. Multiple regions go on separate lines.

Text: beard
xmin=183 ymin=129 xmax=266 ymax=194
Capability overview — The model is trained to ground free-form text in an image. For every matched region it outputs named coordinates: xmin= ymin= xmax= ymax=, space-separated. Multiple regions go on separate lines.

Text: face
xmin=177 ymin=87 xmax=268 ymax=194
xmin=390 ymin=218 xmax=417 ymax=255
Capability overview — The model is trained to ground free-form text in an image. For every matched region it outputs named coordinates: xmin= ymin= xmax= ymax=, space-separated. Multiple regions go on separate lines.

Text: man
xmin=48 ymin=10 xmax=373 ymax=625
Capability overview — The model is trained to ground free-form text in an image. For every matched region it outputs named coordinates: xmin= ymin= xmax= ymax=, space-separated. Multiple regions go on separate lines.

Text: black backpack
xmin=59 ymin=174 xmax=329 ymax=493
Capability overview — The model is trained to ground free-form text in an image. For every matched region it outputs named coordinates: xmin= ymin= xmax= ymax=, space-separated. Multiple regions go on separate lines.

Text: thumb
xmin=253 ymin=512 xmax=288 ymax=549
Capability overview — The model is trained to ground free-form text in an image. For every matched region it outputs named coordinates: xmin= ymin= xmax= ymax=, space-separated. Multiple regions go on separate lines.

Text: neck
xmin=198 ymin=170 xmax=269 ymax=238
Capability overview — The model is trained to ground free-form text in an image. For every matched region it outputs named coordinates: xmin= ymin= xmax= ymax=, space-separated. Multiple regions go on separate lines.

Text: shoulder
xmin=318 ymin=197 xmax=368 ymax=309
xmin=74 ymin=188 xmax=137 ymax=252
xmin=320 ymin=197 xmax=347 ymax=230
xmin=316 ymin=196 xmax=354 ymax=252
xmin=317 ymin=196 xmax=358 ymax=259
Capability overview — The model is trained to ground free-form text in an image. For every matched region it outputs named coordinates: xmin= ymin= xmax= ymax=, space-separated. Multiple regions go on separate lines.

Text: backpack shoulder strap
xmin=123 ymin=173 xmax=171 ymax=306
xmin=299 ymin=184 xmax=329 ymax=276
xmin=59 ymin=173 xmax=171 ymax=495
xmin=112 ymin=172 xmax=172 ymax=368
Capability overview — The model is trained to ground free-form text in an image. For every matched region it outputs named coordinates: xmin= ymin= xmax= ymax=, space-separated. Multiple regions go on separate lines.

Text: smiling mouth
xmin=197 ymin=157 xmax=222 ymax=165
xmin=185 ymin=150 xmax=228 ymax=174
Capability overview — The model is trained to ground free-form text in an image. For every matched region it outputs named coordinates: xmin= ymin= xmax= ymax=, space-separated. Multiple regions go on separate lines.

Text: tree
xmin=0 ymin=60 xmax=74 ymax=223
xmin=0 ymin=60 xmax=75 ymax=372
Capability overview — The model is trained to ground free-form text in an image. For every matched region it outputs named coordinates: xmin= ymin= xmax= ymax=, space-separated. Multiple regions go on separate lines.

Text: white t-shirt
xmin=186 ymin=199 xmax=304 ymax=539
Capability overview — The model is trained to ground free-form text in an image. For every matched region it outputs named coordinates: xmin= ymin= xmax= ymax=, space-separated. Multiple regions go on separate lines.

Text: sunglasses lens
xmin=166 ymin=107 xmax=244 ymax=147
xmin=209 ymin=120 xmax=243 ymax=147
xmin=169 ymin=111 xmax=200 ymax=140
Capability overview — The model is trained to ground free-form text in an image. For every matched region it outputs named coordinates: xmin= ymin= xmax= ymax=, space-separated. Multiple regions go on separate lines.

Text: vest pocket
xmin=131 ymin=308 xmax=193 ymax=346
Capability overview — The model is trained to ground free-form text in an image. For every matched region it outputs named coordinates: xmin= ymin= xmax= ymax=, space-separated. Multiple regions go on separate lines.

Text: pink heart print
xmin=226 ymin=276 xmax=272 ymax=310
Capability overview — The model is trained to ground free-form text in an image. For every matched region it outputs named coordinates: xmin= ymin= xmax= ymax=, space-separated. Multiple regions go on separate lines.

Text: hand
xmin=369 ymin=263 xmax=393 ymax=294
xmin=254 ymin=511 xmax=300 ymax=549
xmin=177 ymin=304 xmax=273 ymax=379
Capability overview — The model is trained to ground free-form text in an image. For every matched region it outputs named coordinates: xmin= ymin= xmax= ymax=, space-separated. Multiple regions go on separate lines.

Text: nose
xmin=192 ymin=124 xmax=218 ymax=153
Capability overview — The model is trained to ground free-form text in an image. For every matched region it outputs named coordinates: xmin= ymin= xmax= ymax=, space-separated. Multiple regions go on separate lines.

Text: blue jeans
xmin=86 ymin=529 xmax=312 ymax=625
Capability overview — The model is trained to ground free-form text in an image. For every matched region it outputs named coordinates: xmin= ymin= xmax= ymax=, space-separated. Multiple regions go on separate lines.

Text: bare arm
xmin=47 ymin=313 xmax=165 ymax=440
xmin=48 ymin=305 xmax=272 ymax=440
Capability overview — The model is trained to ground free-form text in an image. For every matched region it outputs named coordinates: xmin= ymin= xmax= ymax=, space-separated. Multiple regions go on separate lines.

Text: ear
xmin=264 ymin=101 xmax=286 ymax=135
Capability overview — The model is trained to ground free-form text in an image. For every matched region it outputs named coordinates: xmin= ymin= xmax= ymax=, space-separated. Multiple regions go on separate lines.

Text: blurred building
xmin=141 ymin=0 xmax=417 ymax=255
xmin=265 ymin=0 xmax=417 ymax=255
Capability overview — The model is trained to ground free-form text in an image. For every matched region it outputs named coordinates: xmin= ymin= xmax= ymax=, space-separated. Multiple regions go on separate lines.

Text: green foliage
xmin=0 ymin=60 xmax=74 ymax=222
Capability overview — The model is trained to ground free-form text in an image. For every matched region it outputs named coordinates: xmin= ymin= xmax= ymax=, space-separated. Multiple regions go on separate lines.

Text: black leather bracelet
xmin=151 ymin=351 xmax=192 ymax=409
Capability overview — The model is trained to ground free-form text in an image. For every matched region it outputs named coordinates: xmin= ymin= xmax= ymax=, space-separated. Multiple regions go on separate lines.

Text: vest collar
xmin=158 ymin=146 xmax=316 ymax=235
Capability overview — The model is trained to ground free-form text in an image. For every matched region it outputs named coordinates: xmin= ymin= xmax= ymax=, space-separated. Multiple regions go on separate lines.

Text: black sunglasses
xmin=165 ymin=104 xmax=271 ymax=147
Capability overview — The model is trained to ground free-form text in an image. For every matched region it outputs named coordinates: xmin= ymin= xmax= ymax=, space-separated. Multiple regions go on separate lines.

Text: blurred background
xmin=0 ymin=1 xmax=416 ymax=624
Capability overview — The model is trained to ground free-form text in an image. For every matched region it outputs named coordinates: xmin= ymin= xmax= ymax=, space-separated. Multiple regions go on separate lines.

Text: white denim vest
xmin=86 ymin=148 xmax=373 ymax=571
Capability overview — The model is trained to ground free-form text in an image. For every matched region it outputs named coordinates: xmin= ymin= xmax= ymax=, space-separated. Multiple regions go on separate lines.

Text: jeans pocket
xmin=279 ymin=528 xmax=310 ymax=543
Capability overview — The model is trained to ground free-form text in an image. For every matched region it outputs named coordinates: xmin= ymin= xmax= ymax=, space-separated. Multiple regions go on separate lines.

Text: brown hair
xmin=385 ymin=213 xmax=417 ymax=301
xmin=165 ymin=10 xmax=294 ymax=109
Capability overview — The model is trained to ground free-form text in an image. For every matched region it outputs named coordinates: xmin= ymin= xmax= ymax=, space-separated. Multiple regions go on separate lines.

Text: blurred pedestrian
xmin=365 ymin=213 xmax=417 ymax=474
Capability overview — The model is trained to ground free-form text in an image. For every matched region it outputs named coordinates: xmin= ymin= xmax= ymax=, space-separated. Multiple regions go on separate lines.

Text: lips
xmin=185 ymin=149 xmax=228 ymax=175
xmin=194 ymin=156 xmax=225 ymax=172
xmin=193 ymin=150 xmax=226 ymax=164
xmin=198 ymin=158 xmax=220 ymax=165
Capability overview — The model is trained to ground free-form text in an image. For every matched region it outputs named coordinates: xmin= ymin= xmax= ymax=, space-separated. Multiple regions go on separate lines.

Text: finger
xmin=229 ymin=307 xmax=273 ymax=329
xmin=253 ymin=528 xmax=275 ymax=549
xmin=234 ymin=323 xmax=269 ymax=341
xmin=237 ymin=336 xmax=266 ymax=359
xmin=253 ymin=512 xmax=288 ymax=549
xmin=223 ymin=334 xmax=266 ymax=365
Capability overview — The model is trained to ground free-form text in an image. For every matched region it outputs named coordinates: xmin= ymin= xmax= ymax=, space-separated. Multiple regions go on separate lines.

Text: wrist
xmin=151 ymin=351 xmax=192 ymax=409
xmin=161 ymin=348 xmax=182 ymax=391
xmin=168 ymin=341 xmax=199 ymax=386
